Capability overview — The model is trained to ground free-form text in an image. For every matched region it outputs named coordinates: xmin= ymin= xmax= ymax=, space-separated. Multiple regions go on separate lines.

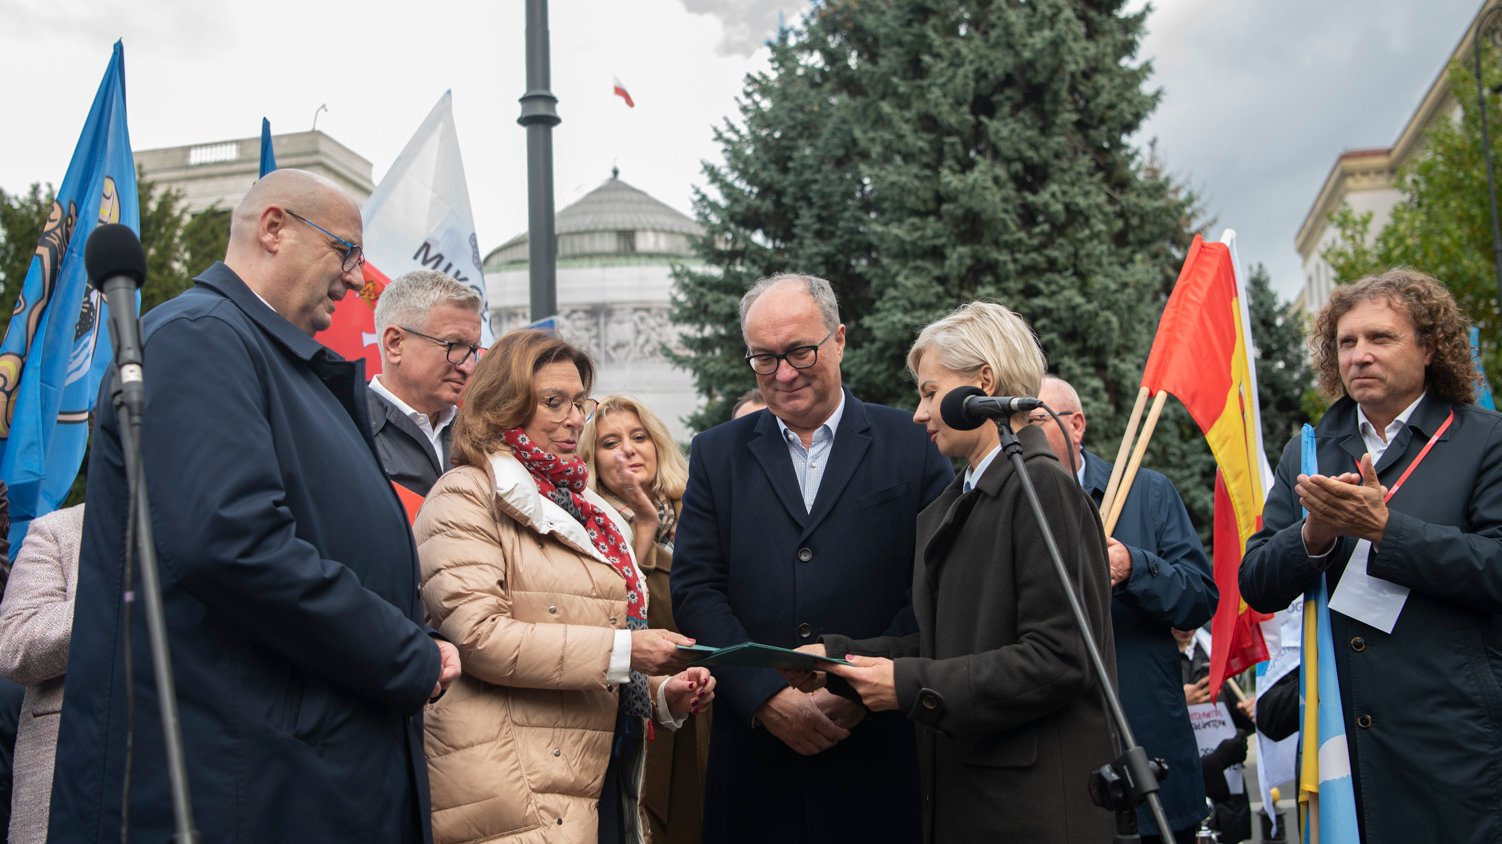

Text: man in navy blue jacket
xmin=1036 ymin=376 xmax=1218 ymax=843
xmin=49 ymin=170 xmax=460 ymax=842
xmin=672 ymin=274 xmax=952 ymax=843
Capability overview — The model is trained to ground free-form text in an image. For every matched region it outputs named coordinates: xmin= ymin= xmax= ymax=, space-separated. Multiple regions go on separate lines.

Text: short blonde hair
xmin=906 ymin=301 xmax=1046 ymax=397
xmin=579 ymin=395 xmax=689 ymax=504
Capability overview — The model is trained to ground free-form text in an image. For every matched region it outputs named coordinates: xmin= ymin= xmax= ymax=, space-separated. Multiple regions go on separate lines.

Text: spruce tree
xmin=671 ymin=0 xmax=1213 ymax=526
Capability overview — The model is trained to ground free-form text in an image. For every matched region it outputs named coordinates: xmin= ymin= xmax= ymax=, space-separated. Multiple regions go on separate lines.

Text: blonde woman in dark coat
xmin=581 ymin=395 xmax=710 ymax=844
xmin=805 ymin=302 xmax=1117 ymax=844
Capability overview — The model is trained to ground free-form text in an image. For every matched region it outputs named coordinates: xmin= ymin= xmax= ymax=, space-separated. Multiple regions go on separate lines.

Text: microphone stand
xmin=992 ymin=419 xmax=1173 ymax=843
xmin=106 ymin=307 xmax=201 ymax=843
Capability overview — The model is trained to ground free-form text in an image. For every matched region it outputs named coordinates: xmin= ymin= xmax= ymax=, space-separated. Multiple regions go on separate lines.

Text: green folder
xmin=678 ymin=642 xmax=851 ymax=670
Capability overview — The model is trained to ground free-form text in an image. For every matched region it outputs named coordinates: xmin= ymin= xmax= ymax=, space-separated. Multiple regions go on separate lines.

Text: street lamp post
xmin=1474 ymin=4 xmax=1502 ymax=317
xmin=519 ymin=0 xmax=560 ymax=322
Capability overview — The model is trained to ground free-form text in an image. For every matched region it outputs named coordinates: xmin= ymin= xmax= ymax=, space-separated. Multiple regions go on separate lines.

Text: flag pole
xmin=1104 ymin=390 xmax=1168 ymax=536
xmin=1100 ymin=386 xmax=1149 ymax=520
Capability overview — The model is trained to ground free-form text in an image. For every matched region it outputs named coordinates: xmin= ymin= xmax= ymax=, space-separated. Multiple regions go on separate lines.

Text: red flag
xmin=1140 ymin=234 xmax=1273 ymax=699
xmin=613 ymin=77 xmax=635 ymax=108
xmin=317 ymin=261 xmax=390 ymax=373
xmin=391 ymin=480 xmax=424 ymax=525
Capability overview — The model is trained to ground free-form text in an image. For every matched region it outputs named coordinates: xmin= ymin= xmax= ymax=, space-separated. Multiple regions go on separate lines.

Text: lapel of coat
xmin=918 ymin=475 xmax=974 ymax=590
xmin=367 ymin=388 xmax=444 ymax=476
xmin=801 ymin=390 xmax=872 ymax=541
xmin=1375 ymin=392 xmax=1455 ymax=478
xmin=747 ymin=411 xmax=810 ymax=529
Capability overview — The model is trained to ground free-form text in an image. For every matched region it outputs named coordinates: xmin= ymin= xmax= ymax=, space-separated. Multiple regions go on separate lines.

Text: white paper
xmin=1188 ymin=701 xmax=1245 ymax=795
xmin=1328 ymin=539 xmax=1409 ymax=634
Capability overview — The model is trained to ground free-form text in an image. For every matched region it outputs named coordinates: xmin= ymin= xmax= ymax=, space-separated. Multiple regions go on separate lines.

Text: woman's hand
xmin=779 ymin=643 xmax=827 ymax=692
xmin=824 ymin=655 xmax=899 ymax=712
xmin=611 ymin=451 xmax=658 ymax=526
xmin=631 ymin=628 xmax=694 ymax=674
xmin=665 ymin=667 xmax=716 ymax=715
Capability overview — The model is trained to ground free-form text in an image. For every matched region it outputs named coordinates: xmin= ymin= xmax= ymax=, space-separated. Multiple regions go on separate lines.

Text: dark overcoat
xmin=1241 ymin=393 xmax=1502 ymax=844
xmin=1082 ymin=450 xmax=1217 ymax=837
xmin=671 ymin=390 xmax=952 ymax=843
xmin=367 ymin=387 xmax=452 ymax=497
xmin=825 ymin=426 xmax=1117 ymax=844
xmin=49 ymin=264 xmax=441 ymax=842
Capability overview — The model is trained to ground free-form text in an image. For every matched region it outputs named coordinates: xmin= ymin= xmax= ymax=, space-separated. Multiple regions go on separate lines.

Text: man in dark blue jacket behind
xmin=49 ymin=169 xmax=460 ymax=843
xmin=672 ymin=274 xmax=952 ymax=843
xmin=1035 ymin=375 xmax=1218 ymax=843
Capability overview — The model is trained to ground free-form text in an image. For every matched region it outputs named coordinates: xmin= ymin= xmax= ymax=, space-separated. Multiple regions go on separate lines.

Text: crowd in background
xmin=0 ymin=170 xmax=1496 ymax=844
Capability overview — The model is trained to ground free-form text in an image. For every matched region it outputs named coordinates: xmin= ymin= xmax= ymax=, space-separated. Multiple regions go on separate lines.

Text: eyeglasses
xmin=1026 ymin=411 xmax=1075 ymax=426
xmin=744 ymin=329 xmax=836 ymax=375
xmin=539 ymin=394 xmax=599 ymax=423
xmin=286 ymin=209 xmax=365 ymax=273
xmin=401 ymin=326 xmax=484 ymax=365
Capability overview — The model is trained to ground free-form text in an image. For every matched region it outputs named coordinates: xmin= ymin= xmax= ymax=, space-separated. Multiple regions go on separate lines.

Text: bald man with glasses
xmin=1034 ymin=375 xmax=1218 ymax=844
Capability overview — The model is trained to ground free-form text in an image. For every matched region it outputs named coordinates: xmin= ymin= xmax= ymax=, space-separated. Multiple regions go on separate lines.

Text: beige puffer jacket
xmin=415 ymin=451 xmax=665 ymax=844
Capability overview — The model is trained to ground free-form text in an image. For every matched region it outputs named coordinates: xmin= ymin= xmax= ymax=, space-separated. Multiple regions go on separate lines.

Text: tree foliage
xmin=1246 ymin=263 xmax=1317 ymax=462
xmin=671 ymin=0 xmax=1227 ymax=528
xmin=0 ymin=171 xmax=229 ymax=506
xmin=1323 ymin=44 xmax=1502 ymax=386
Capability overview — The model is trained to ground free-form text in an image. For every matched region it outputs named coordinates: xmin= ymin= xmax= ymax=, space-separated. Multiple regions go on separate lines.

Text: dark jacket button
xmin=1350 ymin=636 xmax=1366 ymax=652
xmin=1357 ymin=713 xmax=1373 ymax=729
xmin=798 ymin=547 xmax=813 ymax=562
xmin=797 ymin=623 xmax=813 ymax=638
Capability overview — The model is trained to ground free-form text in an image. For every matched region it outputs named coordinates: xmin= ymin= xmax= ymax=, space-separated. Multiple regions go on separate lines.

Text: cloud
xmin=678 ymin=0 xmax=808 ymax=56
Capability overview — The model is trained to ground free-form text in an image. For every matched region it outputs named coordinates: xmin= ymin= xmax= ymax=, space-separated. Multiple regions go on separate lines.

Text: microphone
xmin=939 ymin=385 xmax=1044 ymax=431
xmin=85 ymin=223 xmax=148 ymax=415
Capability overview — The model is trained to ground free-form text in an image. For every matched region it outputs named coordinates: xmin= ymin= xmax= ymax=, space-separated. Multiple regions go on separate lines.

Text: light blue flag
xmin=1298 ymin=424 xmax=1360 ymax=843
xmin=0 ymin=40 xmax=137 ymax=549
xmin=1470 ymin=327 xmax=1495 ymax=410
xmin=259 ymin=117 xmax=277 ymax=177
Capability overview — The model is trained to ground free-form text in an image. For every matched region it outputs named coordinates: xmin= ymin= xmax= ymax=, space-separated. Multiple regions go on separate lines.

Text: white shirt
xmin=368 ymin=375 xmax=456 ymax=466
xmin=774 ymin=393 xmax=847 ymax=512
xmin=1356 ymin=391 xmax=1427 ymax=466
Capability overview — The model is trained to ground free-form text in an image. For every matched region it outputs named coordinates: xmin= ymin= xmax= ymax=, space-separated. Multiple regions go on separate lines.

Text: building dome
xmin=485 ymin=169 xmax=702 ymax=269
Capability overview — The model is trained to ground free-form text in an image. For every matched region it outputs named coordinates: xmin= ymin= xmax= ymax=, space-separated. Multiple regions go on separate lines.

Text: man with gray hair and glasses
xmin=672 ymin=273 xmax=952 ymax=843
xmin=369 ymin=270 xmax=484 ymax=497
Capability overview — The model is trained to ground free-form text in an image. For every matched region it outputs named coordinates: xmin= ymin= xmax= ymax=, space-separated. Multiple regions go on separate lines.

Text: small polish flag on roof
xmin=613 ymin=77 xmax=635 ymax=108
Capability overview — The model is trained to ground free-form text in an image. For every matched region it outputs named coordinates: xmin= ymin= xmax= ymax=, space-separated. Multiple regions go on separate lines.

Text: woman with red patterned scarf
xmin=414 ymin=330 xmax=714 ymax=844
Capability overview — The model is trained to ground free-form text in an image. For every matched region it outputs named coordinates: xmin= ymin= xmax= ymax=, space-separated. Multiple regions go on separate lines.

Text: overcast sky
xmin=0 ymin=0 xmax=1486 ymax=302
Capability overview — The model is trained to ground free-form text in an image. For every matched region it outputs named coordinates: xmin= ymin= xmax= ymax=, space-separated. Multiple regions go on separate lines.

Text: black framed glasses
xmin=286 ymin=209 xmax=365 ymax=273
xmin=1026 ymin=411 xmax=1074 ymax=426
xmin=744 ymin=329 xmax=836 ymax=375
xmin=401 ymin=326 xmax=484 ymax=365
xmin=539 ymin=394 xmax=599 ymax=423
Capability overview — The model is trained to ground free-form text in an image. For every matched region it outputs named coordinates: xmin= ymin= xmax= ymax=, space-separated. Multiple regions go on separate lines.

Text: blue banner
xmin=0 ymin=40 xmax=137 ymax=549
xmin=260 ymin=117 xmax=277 ymax=177
xmin=1470 ymin=326 xmax=1495 ymax=411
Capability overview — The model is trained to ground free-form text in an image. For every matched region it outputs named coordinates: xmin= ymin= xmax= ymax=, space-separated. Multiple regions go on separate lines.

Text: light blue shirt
xmin=775 ymin=393 xmax=847 ymax=512
xmin=963 ymin=443 xmax=1003 ymax=493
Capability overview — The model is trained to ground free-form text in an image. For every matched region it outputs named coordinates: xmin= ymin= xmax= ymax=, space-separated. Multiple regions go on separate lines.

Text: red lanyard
xmin=1365 ymin=409 xmax=1454 ymax=503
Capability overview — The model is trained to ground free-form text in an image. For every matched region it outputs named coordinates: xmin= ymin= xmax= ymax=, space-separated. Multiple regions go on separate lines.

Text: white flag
xmin=362 ymin=90 xmax=492 ymax=344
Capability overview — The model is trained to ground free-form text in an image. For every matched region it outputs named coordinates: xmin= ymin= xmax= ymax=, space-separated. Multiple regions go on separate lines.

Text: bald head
xmin=1036 ymin=375 xmax=1088 ymax=470
xmin=226 ymin=169 xmax=364 ymax=336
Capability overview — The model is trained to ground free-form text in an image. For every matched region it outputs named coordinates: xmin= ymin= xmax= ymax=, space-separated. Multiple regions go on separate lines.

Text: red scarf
xmin=502 ymin=427 xmax=645 ymax=626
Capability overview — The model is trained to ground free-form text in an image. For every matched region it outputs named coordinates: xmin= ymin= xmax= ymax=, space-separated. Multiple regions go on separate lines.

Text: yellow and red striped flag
xmin=1140 ymin=232 xmax=1274 ymax=698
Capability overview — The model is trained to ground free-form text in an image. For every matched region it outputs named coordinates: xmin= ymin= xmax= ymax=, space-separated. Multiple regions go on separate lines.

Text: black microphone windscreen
xmin=940 ymin=385 xmax=987 ymax=431
xmin=85 ymin=223 xmax=146 ymax=291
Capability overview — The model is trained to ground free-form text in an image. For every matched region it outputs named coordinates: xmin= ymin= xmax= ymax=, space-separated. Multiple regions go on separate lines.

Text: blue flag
xmin=259 ymin=117 xmax=277 ymax=177
xmin=1470 ymin=327 xmax=1495 ymax=411
xmin=0 ymin=40 xmax=137 ymax=549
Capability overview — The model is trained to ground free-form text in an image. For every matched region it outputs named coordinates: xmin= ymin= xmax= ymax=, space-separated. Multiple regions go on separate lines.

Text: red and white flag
xmin=316 ymin=90 xmax=491 ymax=372
xmin=613 ymin=77 xmax=635 ymax=108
